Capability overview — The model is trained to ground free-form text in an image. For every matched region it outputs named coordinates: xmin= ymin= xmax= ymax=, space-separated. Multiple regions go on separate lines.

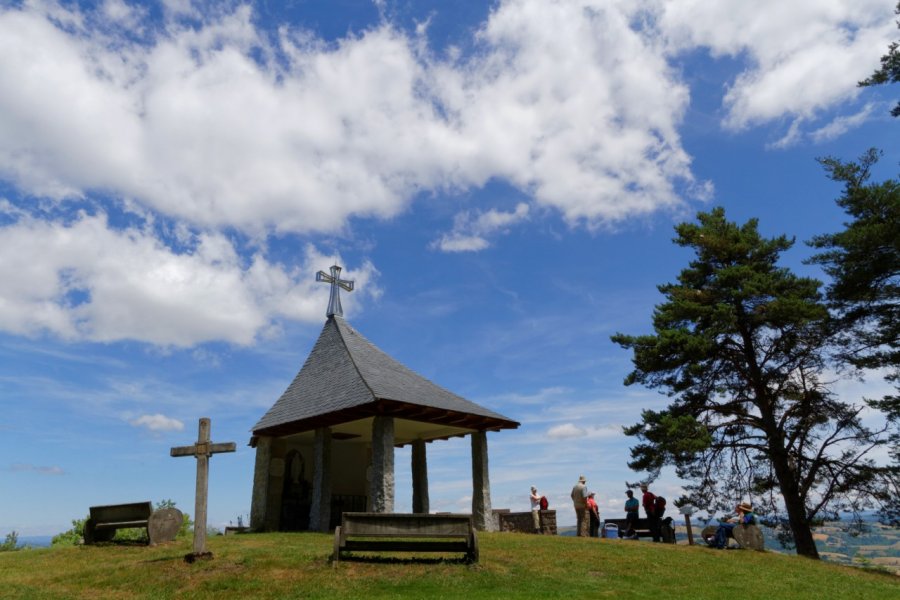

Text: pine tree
xmin=613 ymin=208 xmax=890 ymax=558
xmin=809 ymin=149 xmax=900 ymax=525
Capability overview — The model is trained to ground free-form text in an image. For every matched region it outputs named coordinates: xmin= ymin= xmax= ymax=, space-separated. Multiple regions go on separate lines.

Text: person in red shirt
xmin=586 ymin=492 xmax=600 ymax=537
xmin=641 ymin=483 xmax=660 ymax=542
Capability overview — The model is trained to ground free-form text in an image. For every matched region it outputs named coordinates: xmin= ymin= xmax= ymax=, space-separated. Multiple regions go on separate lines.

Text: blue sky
xmin=1 ymin=0 xmax=898 ymax=536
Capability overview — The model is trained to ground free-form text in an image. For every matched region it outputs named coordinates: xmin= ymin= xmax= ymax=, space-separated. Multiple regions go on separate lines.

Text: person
xmin=571 ymin=475 xmax=589 ymax=537
xmin=624 ymin=489 xmax=640 ymax=538
xmin=530 ymin=486 xmax=542 ymax=534
xmin=710 ymin=502 xmax=757 ymax=549
xmin=587 ymin=492 xmax=600 ymax=537
xmin=641 ymin=483 xmax=660 ymax=542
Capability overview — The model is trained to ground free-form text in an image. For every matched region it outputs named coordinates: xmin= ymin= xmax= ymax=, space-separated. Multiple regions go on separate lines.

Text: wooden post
xmin=171 ymin=417 xmax=236 ymax=561
xmin=684 ymin=513 xmax=695 ymax=545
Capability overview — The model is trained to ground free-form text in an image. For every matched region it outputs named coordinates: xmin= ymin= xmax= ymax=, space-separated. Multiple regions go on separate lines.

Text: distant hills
xmin=559 ymin=518 xmax=900 ymax=573
xmin=14 ymin=535 xmax=52 ymax=548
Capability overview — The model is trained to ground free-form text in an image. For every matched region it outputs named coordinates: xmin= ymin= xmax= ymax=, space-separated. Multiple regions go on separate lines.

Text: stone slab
xmin=733 ymin=523 xmax=765 ymax=551
xmin=148 ymin=508 xmax=183 ymax=545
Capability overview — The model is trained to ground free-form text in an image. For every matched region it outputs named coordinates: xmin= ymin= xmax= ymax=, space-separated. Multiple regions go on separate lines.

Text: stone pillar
xmin=369 ymin=416 xmax=395 ymax=513
xmin=411 ymin=439 xmax=429 ymax=514
xmin=250 ymin=436 xmax=272 ymax=531
xmin=471 ymin=430 xmax=494 ymax=531
xmin=309 ymin=427 xmax=332 ymax=532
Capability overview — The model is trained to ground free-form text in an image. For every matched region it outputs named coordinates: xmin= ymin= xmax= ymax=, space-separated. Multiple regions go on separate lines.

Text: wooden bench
xmin=602 ymin=517 xmax=651 ymax=538
xmin=700 ymin=523 xmax=765 ymax=551
xmin=332 ymin=512 xmax=478 ymax=563
xmin=84 ymin=502 xmax=183 ymax=546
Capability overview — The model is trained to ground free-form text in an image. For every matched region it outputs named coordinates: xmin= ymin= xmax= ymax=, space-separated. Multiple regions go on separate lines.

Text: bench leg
xmin=84 ymin=519 xmax=95 ymax=545
xmin=468 ymin=530 xmax=479 ymax=564
xmin=332 ymin=526 xmax=342 ymax=563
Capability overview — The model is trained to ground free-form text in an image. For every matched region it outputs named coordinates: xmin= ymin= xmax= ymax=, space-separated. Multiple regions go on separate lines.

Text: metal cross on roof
xmin=316 ymin=264 xmax=354 ymax=317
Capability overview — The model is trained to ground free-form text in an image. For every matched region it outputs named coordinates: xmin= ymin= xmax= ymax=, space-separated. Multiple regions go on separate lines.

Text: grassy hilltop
xmin=1 ymin=531 xmax=898 ymax=599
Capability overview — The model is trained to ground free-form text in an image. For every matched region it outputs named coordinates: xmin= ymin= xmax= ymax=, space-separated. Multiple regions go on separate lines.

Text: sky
xmin=1 ymin=0 xmax=898 ymax=537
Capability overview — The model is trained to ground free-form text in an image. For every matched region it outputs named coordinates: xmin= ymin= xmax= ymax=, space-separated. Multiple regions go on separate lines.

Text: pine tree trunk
xmin=770 ymin=448 xmax=820 ymax=559
xmin=782 ymin=489 xmax=820 ymax=559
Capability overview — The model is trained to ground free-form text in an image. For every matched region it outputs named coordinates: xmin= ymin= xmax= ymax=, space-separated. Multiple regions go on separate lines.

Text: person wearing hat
xmin=530 ymin=486 xmax=542 ymax=534
xmin=711 ymin=501 xmax=757 ymax=549
xmin=571 ymin=475 xmax=589 ymax=537
xmin=624 ymin=489 xmax=640 ymax=539
xmin=586 ymin=492 xmax=600 ymax=537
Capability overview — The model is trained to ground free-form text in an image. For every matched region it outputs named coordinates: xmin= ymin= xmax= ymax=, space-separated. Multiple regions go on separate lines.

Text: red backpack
xmin=539 ymin=496 xmax=549 ymax=510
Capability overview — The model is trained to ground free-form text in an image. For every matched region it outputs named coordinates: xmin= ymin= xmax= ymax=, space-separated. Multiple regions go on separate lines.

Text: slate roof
xmin=252 ymin=316 xmax=519 ymax=438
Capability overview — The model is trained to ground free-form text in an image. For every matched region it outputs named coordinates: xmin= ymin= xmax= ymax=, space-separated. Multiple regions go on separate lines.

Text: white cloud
xmin=10 ymin=463 xmax=65 ymax=475
xmin=487 ymin=386 xmax=572 ymax=407
xmin=0 ymin=0 xmax=889 ymax=348
xmin=767 ymin=119 xmax=805 ymax=150
xmin=547 ymin=423 xmax=587 ymax=439
xmin=809 ymin=103 xmax=878 ymax=144
xmin=0 ymin=211 xmax=379 ymax=346
xmin=433 ymin=202 xmax=529 ymax=252
xmin=655 ymin=0 xmax=896 ymax=131
xmin=130 ymin=413 xmax=184 ymax=432
xmin=0 ymin=0 xmax=700 ymax=237
xmin=434 ymin=0 xmax=698 ymax=225
xmin=546 ymin=422 xmax=623 ymax=440
xmin=768 ymin=103 xmax=876 ymax=149
xmin=101 ymin=0 xmax=144 ymax=29
xmin=0 ymin=0 xmax=888 ymax=241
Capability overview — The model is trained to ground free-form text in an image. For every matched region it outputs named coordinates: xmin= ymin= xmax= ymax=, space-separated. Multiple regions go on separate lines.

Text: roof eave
xmin=251 ymin=398 xmax=519 ymax=439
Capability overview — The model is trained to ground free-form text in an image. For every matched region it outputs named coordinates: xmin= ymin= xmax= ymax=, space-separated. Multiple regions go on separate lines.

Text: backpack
xmin=539 ymin=496 xmax=549 ymax=510
xmin=660 ymin=517 xmax=675 ymax=543
xmin=655 ymin=496 xmax=667 ymax=511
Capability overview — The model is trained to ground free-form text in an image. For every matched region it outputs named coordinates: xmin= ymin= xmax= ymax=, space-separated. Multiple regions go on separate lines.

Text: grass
xmin=1 ymin=532 xmax=898 ymax=599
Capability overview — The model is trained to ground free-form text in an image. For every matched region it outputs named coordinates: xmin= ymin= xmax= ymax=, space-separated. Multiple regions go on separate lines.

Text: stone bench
xmin=332 ymin=512 xmax=478 ymax=563
xmin=84 ymin=502 xmax=183 ymax=546
xmin=700 ymin=523 xmax=765 ymax=551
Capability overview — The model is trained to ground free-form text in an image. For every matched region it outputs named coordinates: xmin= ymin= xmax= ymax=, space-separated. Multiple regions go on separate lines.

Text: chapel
xmin=248 ymin=265 xmax=519 ymax=532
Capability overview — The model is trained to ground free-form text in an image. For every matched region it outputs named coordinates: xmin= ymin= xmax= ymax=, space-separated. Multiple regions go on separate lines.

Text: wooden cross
xmin=316 ymin=264 xmax=354 ymax=317
xmin=171 ymin=417 xmax=235 ymax=558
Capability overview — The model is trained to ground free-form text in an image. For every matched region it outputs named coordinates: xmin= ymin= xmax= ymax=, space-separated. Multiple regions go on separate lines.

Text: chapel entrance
xmin=279 ymin=450 xmax=310 ymax=531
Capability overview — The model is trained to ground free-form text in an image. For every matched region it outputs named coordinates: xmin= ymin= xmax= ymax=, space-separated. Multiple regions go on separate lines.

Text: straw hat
xmin=737 ymin=502 xmax=753 ymax=512
xmin=578 ymin=475 xmax=586 ymax=483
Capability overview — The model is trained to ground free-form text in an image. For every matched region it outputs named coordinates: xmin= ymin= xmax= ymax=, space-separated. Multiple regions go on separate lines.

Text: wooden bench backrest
xmin=89 ymin=502 xmax=153 ymax=524
xmin=603 ymin=518 xmax=650 ymax=528
xmin=341 ymin=513 xmax=473 ymax=537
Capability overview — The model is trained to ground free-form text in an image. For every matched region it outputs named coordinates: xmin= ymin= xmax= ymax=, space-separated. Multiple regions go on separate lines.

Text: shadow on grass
xmin=85 ymin=540 xmax=150 ymax=548
xmin=142 ymin=555 xmax=186 ymax=564
xmin=333 ymin=554 xmax=473 ymax=566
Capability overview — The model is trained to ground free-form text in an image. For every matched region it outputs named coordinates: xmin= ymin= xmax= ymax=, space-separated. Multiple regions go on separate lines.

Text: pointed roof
xmin=252 ymin=316 xmax=519 ymax=440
